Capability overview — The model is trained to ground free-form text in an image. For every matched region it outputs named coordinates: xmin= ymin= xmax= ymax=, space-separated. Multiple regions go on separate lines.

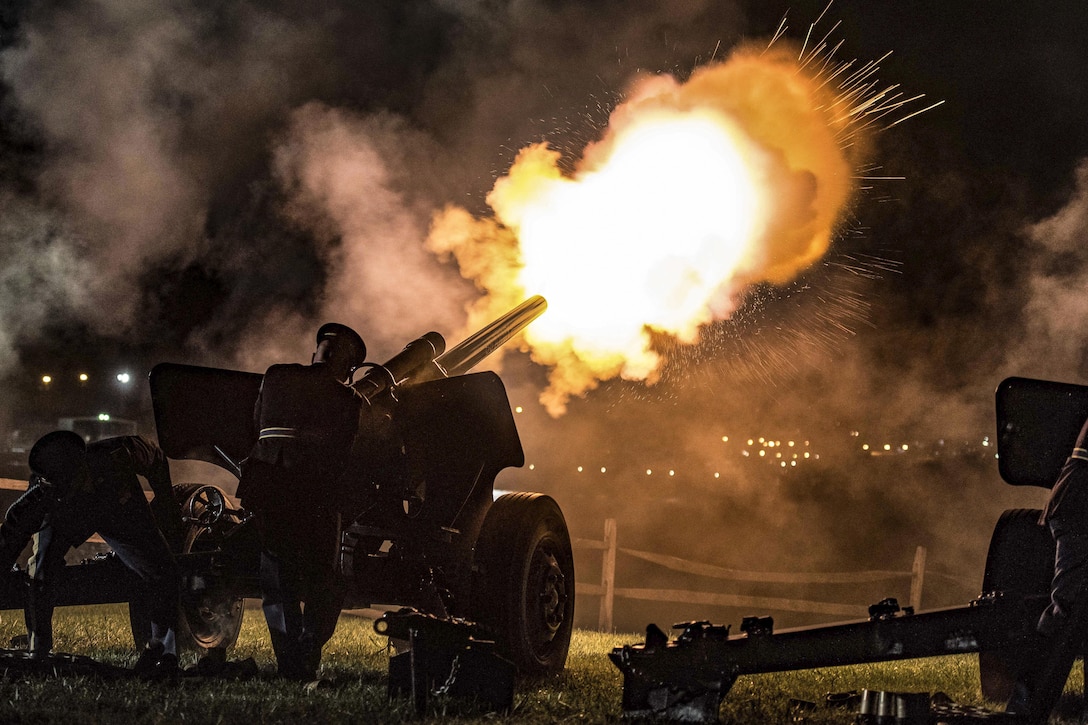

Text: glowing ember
xmin=428 ymin=36 xmax=929 ymax=415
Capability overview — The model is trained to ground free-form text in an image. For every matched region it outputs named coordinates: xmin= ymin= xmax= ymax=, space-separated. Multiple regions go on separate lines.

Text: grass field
xmin=0 ymin=605 xmax=1083 ymax=723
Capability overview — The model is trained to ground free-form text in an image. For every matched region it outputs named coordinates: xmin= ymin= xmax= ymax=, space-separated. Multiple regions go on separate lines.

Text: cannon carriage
xmin=0 ymin=297 xmax=575 ymax=678
xmin=608 ymin=376 xmax=1088 ymax=721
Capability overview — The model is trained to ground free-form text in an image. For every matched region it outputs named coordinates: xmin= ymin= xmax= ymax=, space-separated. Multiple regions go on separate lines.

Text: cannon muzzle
xmin=434 ymin=295 xmax=547 ymax=378
xmin=351 ymin=295 xmax=547 ymax=404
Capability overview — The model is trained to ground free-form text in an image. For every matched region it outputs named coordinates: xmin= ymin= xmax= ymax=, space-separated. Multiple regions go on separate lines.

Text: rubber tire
xmin=174 ymin=484 xmax=245 ymax=652
xmin=979 ymin=508 xmax=1054 ymax=702
xmin=472 ymin=492 xmax=574 ymax=677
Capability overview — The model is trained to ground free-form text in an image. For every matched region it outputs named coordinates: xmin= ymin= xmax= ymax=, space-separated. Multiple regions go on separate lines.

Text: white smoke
xmin=264 ymin=103 xmax=474 ymax=363
xmin=1011 ymin=160 xmax=1088 ymax=380
xmin=0 ymin=1 xmax=210 ymax=345
xmin=0 ymin=0 xmax=751 ymax=374
xmin=0 ymin=192 xmax=97 ymax=360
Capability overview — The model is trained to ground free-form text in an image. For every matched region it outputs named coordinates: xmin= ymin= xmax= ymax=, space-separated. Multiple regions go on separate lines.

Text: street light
xmin=113 ymin=371 xmax=134 ymax=418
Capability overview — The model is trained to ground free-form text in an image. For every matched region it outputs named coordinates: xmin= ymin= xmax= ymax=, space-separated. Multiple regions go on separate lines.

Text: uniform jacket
xmin=236 ymin=362 xmax=362 ymax=505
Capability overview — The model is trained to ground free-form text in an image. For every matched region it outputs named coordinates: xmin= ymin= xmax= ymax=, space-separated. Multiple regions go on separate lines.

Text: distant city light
xmin=78 ymin=373 xmax=89 ymax=382
xmin=41 ymin=375 xmax=52 ymax=385
xmin=501 ymin=427 xmax=996 ymax=486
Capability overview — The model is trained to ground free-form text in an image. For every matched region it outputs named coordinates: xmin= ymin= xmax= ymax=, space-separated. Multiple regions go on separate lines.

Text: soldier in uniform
xmin=0 ymin=431 xmax=181 ymax=676
xmin=236 ymin=322 xmax=366 ymax=681
xmin=1007 ymin=416 xmax=1088 ymax=721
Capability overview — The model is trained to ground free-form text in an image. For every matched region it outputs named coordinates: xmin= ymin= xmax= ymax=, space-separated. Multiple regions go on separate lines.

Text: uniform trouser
xmin=27 ymin=499 xmax=178 ymax=654
xmin=257 ymin=505 xmax=344 ymax=679
xmin=1007 ymin=475 xmax=1088 ymax=721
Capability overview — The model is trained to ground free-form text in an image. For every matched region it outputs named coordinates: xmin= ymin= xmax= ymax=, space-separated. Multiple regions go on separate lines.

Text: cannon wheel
xmin=471 ymin=492 xmax=574 ymax=677
xmin=979 ymin=508 xmax=1053 ymax=702
xmin=174 ymin=484 xmax=245 ymax=651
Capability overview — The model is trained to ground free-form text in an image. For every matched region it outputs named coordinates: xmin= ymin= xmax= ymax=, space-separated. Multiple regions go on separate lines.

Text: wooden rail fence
xmin=0 ymin=479 xmax=948 ymax=629
xmin=573 ymin=518 xmax=932 ymax=632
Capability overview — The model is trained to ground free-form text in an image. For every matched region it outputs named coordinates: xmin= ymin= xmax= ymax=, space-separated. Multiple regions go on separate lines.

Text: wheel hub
xmin=536 ymin=551 xmax=568 ymax=639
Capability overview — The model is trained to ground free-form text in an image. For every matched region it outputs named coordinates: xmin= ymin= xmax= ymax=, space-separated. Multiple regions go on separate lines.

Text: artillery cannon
xmin=609 ymin=376 xmax=1088 ymax=722
xmin=0 ymin=296 xmax=575 ymax=678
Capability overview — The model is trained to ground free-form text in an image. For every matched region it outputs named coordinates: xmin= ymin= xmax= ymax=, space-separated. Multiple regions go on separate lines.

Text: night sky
xmin=2 ymin=1 xmax=1088 ymax=628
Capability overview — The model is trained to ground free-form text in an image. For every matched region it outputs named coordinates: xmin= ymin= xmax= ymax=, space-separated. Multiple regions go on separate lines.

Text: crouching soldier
xmin=0 ymin=431 xmax=181 ymax=677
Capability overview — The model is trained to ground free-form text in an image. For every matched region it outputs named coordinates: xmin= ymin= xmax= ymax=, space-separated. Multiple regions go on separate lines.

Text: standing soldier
xmin=237 ymin=323 xmax=366 ymax=681
xmin=0 ymin=431 xmax=181 ymax=676
xmin=1007 ymin=416 xmax=1088 ymax=721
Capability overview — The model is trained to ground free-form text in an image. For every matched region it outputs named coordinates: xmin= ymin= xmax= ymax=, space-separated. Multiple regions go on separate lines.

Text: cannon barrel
xmin=351 ymin=295 xmax=547 ymax=403
xmin=433 ymin=295 xmax=547 ymax=379
xmin=352 ymin=331 xmax=446 ymax=403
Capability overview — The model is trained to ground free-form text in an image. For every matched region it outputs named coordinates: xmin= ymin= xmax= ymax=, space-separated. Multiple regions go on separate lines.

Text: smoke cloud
xmin=258 ymin=103 xmax=475 ymax=361
xmin=1013 ymin=160 xmax=1088 ymax=379
xmin=0 ymin=0 xmax=749 ymax=370
xmin=1 ymin=2 xmax=211 ymax=336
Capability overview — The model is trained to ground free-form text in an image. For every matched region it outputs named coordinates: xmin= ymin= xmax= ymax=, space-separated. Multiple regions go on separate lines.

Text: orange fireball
xmin=429 ymin=46 xmax=865 ymax=414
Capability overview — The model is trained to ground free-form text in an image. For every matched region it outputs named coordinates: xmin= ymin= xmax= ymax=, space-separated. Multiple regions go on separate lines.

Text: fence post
xmin=598 ymin=518 xmax=617 ymax=632
xmin=910 ymin=545 xmax=927 ymax=611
